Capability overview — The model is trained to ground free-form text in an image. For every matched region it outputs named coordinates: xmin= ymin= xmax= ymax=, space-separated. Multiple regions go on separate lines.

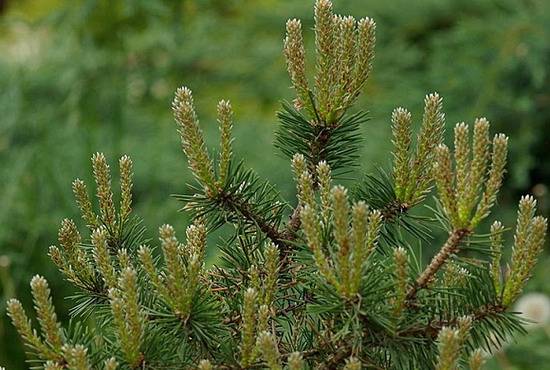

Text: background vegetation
xmin=0 ymin=0 xmax=548 ymax=368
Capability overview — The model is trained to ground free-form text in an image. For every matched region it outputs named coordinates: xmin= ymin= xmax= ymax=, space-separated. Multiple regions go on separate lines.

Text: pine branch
xmin=175 ymin=161 xmax=296 ymax=267
xmin=219 ymin=191 xmax=288 ymax=247
xmin=353 ymin=171 xmax=433 ymax=246
xmin=275 ymin=102 xmax=366 ymax=176
xmin=401 ymin=303 xmax=506 ymax=340
xmin=282 ymin=205 xmax=302 ymax=241
xmin=407 ymin=228 xmax=470 ymax=301
xmin=209 ymin=188 xmax=301 ymax=272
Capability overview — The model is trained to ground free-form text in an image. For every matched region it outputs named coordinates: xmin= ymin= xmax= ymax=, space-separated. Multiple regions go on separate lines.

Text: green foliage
xmin=275 ymin=103 xmax=366 ymax=176
xmin=1 ymin=0 xmax=549 ymax=369
xmin=3 ymin=1 xmax=548 ymax=369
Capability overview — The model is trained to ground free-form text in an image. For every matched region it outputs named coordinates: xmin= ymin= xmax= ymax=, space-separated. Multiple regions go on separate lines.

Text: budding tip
xmin=494 ymin=133 xmax=509 ymax=144
xmin=286 ymin=18 xmax=302 ymax=29
xmin=491 ymin=220 xmax=504 ymax=230
xmin=159 ymin=223 xmax=175 ymax=236
xmin=436 ymin=143 xmax=449 ymax=152
xmin=331 ymin=184 xmax=348 ymax=195
xmin=426 ymin=91 xmax=441 ymax=101
xmin=359 ymin=16 xmax=376 ymax=28
xmin=292 ymin=153 xmax=305 ymax=162
xmin=7 ymin=298 xmax=20 ymax=307
xmin=520 ymin=194 xmax=536 ymax=205
xmin=30 ymin=274 xmax=47 ymax=289
xmin=316 ymin=0 xmax=333 ymax=10
xmin=475 ymin=117 xmax=490 ymax=126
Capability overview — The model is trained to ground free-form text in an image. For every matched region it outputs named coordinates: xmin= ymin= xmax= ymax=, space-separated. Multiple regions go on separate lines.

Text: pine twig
xmin=401 ymin=303 xmax=505 ymax=340
xmin=283 ymin=205 xmax=302 ymax=241
xmin=218 ymin=191 xmax=292 ymax=253
xmin=407 ymin=228 xmax=470 ymax=301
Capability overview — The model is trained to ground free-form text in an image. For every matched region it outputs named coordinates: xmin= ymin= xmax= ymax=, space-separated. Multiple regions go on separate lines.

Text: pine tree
xmin=6 ymin=1 xmax=547 ymax=369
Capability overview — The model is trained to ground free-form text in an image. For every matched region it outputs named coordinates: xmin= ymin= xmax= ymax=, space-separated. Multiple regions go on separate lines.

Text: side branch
xmin=400 ymin=303 xmax=506 ymax=340
xmin=406 ymin=228 xmax=469 ymax=301
xmin=381 ymin=200 xmax=410 ymax=222
xmin=282 ymin=205 xmax=302 ymax=240
xmin=309 ymin=126 xmax=332 ymax=171
xmin=218 ymin=191 xmax=298 ymax=257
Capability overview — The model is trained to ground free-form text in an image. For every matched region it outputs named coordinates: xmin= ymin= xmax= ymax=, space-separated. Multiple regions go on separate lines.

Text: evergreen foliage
xmin=6 ymin=1 xmax=547 ymax=369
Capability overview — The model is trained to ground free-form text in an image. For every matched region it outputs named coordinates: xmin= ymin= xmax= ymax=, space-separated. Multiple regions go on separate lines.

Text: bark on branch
xmin=406 ymin=228 xmax=470 ymax=301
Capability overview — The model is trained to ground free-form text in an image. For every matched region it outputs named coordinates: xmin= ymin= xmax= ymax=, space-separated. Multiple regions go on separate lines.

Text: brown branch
xmin=218 ymin=191 xmax=295 ymax=254
xmin=381 ymin=200 xmax=410 ymax=222
xmin=406 ymin=228 xmax=470 ymax=301
xmin=282 ymin=205 xmax=302 ymax=241
xmin=222 ymin=294 xmax=309 ymax=325
xmin=399 ymin=303 xmax=506 ymax=340
xmin=213 ymin=124 xmax=344 ymax=261
xmin=309 ymin=127 xmax=332 ymax=172
xmin=317 ymin=346 xmax=351 ymax=370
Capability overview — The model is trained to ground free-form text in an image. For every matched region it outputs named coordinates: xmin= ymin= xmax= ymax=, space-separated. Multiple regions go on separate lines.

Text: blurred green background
xmin=0 ymin=0 xmax=548 ymax=369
